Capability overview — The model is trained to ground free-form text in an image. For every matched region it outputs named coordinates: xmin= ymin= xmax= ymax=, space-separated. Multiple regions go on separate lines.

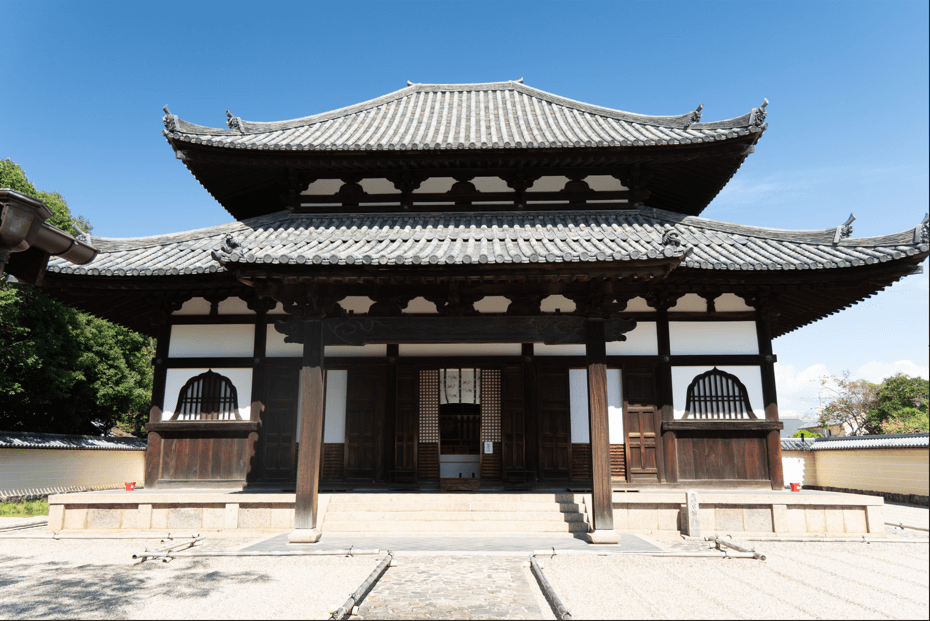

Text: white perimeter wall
xmin=568 ymin=368 xmax=623 ymax=443
xmin=162 ymin=368 xmax=253 ymax=421
xmin=671 ymin=365 xmax=764 ymax=420
xmin=669 ymin=321 xmax=758 ymax=355
xmin=0 ymin=448 xmax=145 ymax=494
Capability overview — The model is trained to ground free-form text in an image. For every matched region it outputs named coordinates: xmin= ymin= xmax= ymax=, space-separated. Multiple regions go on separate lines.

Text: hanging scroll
xmin=439 ymin=369 xmax=482 ymax=405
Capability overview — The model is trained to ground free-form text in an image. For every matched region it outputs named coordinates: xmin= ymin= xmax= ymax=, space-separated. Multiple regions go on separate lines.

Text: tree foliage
xmin=0 ymin=160 xmax=150 ymax=435
xmin=792 ymin=429 xmax=823 ymax=438
xmin=814 ymin=371 xmax=878 ymax=436
xmin=866 ymin=374 xmax=929 ymax=434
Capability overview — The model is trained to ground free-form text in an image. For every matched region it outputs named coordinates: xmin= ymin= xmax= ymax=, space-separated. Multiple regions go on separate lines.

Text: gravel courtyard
xmin=0 ymin=534 xmax=926 ymax=619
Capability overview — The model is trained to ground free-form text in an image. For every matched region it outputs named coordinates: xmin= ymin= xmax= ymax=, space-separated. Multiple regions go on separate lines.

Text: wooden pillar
xmin=585 ymin=318 xmax=616 ymax=539
xmin=757 ymin=310 xmax=785 ymax=490
xmin=144 ymin=320 xmax=171 ymax=489
xmin=292 ymin=319 xmax=325 ymax=540
xmin=384 ymin=344 xmax=399 ymax=482
xmin=246 ymin=312 xmax=267 ymax=484
xmin=656 ymin=308 xmax=676 ymax=483
xmin=522 ymin=343 xmax=538 ymax=479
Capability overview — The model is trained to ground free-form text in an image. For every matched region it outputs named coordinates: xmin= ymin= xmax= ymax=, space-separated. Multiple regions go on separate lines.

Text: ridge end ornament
xmin=915 ymin=212 xmax=929 ymax=244
xmin=684 ymin=103 xmax=704 ymax=128
xmin=833 ymin=214 xmax=855 ymax=244
xmin=226 ymin=110 xmax=243 ymax=132
xmin=211 ymin=233 xmax=241 ymax=264
xmin=162 ymin=105 xmax=179 ymax=132
xmin=749 ymin=98 xmax=769 ymax=127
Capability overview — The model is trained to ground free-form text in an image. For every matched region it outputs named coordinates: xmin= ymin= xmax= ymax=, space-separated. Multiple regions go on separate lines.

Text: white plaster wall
xmin=671 ymin=366 xmax=764 ymax=419
xmin=404 ymin=297 xmax=438 ymax=314
xmin=265 ymin=330 xmax=387 ymax=358
xmin=265 ymin=329 xmax=302 ymax=357
xmin=414 ymin=177 xmax=455 ymax=193
xmin=607 ymin=368 xmax=624 ymax=443
xmin=359 ymin=178 xmax=400 ymax=194
xmin=569 ymin=369 xmax=589 ymax=443
xmin=162 ymin=368 xmax=252 ymax=421
xmin=606 ymin=322 xmax=658 ymax=355
xmin=323 ymin=370 xmax=347 ymax=442
xmin=340 ymin=297 xmax=375 ymax=314
xmin=399 ymin=343 xmax=521 ymax=357
xmin=168 ymin=325 xmax=254 ymax=358
xmin=716 ymin=293 xmax=753 ymax=312
xmin=539 ymin=295 xmax=576 ymax=313
xmin=219 ymin=298 xmax=252 ymax=314
xmin=669 ymin=321 xmax=759 ymax=355
xmin=536 ymin=344 xmax=586 ymax=356
xmin=326 ymin=345 xmax=388 ymax=358
xmin=473 ymin=296 xmax=510 ymax=313
xmin=472 ymin=177 xmax=511 ymax=192
xmin=782 ymin=455 xmax=815 ymax=488
xmin=669 ymin=294 xmax=707 ymax=312
xmin=301 ymin=179 xmax=343 ymax=194
xmin=586 ymin=175 xmax=626 ymax=191
xmin=174 ymin=297 xmax=212 ymax=315
xmin=625 ymin=297 xmax=654 ymax=312
xmin=0 ymin=448 xmax=145 ymax=494
xmin=528 ymin=176 xmax=570 ymax=192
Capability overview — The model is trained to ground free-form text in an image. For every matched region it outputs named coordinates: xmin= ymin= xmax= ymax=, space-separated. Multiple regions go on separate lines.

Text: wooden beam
xmin=586 ymin=318 xmax=614 ymax=532
xmin=757 ymin=310 xmax=785 ymax=490
xmin=294 ymin=320 xmax=325 ymax=533
xmin=145 ymin=320 xmax=171 ymax=489
xmin=654 ymin=308 xmax=670 ymax=484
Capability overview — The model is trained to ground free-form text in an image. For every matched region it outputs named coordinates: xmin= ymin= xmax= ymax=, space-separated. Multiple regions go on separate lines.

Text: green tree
xmin=814 ymin=371 xmax=878 ymax=436
xmin=1 ymin=160 xmax=151 ymax=435
xmin=792 ymin=429 xmax=823 ymax=438
xmin=866 ymin=374 xmax=929 ymax=434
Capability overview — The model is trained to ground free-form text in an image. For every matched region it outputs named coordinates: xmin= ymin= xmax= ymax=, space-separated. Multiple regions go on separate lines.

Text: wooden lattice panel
xmin=418 ymin=442 xmax=440 ymax=481
xmin=610 ymin=443 xmax=626 ymax=480
xmin=571 ymin=443 xmax=592 ymax=481
xmin=419 ymin=370 xmax=439 ymax=442
xmin=480 ymin=369 xmax=501 ymax=442
xmin=321 ymin=443 xmax=344 ymax=481
xmin=480 ymin=442 xmax=502 ymax=480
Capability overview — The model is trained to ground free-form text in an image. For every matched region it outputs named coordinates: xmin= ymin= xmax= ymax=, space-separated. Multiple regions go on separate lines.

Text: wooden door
xmin=537 ymin=366 xmax=571 ymax=480
xmin=624 ymin=366 xmax=659 ymax=482
xmin=395 ymin=365 xmax=419 ymax=472
xmin=500 ymin=364 xmax=526 ymax=472
xmin=344 ymin=365 xmax=386 ymax=481
xmin=259 ymin=366 xmax=299 ymax=481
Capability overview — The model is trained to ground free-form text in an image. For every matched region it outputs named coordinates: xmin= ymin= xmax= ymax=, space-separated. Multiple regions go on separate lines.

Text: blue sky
xmin=2 ymin=0 xmax=928 ymax=417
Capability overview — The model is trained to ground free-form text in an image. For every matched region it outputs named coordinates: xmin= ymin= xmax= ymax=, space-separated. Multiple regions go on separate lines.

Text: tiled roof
xmin=810 ymin=433 xmax=929 ymax=451
xmin=0 ymin=431 xmax=147 ymax=451
xmin=46 ymin=208 xmax=928 ymax=277
xmin=781 ymin=438 xmax=816 ymax=451
xmin=163 ymin=81 xmax=768 ymax=152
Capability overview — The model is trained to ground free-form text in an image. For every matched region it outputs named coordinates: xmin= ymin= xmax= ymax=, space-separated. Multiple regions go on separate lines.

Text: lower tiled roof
xmin=0 ymin=431 xmax=147 ymax=451
xmin=810 ymin=433 xmax=928 ymax=450
xmin=46 ymin=207 xmax=928 ymax=276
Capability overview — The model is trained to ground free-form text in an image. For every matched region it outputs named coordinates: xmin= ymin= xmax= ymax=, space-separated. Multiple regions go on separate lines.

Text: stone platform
xmin=46 ymin=487 xmax=885 ymax=536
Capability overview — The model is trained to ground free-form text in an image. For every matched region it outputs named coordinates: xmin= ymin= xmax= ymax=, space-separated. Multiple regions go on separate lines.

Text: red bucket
xmin=125 ymin=481 xmax=136 ymax=491
xmin=790 ymin=482 xmax=801 ymax=492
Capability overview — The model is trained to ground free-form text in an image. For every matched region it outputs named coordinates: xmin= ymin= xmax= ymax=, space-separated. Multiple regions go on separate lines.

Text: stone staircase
xmin=321 ymin=492 xmax=591 ymax=535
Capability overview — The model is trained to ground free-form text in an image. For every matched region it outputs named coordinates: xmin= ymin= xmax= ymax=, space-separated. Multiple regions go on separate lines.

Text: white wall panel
xmin=536 ymin=344 xmax=586 ymax=356
xmin=326 ymin=345 xmax=388 ymax=358
xmin=265 ymin=328 xmax=303 ymax=357
xmin=173 ymin=297 xmax=212 ymax=315
xmin=404 ymin=297 xmax=438 ymax=314
xmin=607 ymin=368 xmax=624 ymax=443
xmin=340 ymin=297 xmax=375 ymax=314
xmin=323 ymin=370 xmax=347 ymax=442
xmin=473 ymin=296 xmax=510 ymax=313
xmin=162 ymin=368 xmax=252 ymax=421
xmin=219 ymin=297 xmax=252 ymax=314
xmin=169 ymin=325 xmax=254 ymax=358
xmin=669 ymin=294 xmax=707 ymax=312
xmin=539 ymin=295 xmax=576 ymax=313
xmin=625 ymin=297 xmax=654 ymax=312
xmin=569 ymin=369 xmax=589 ymax=443
xmin=671 ymin=366 xmax=764 ymax=419
xmin=669 ymin=321 xmax=759 ymax=355
xmin=715 ymin=293 xmax=754 ymax=312
xmin=399 ymin=343 xmax=521 ymax=357
xmin=359 ymin=178 xmax=400 ymax=194
xmin=606 ymin=322 xmax=658 ymax=355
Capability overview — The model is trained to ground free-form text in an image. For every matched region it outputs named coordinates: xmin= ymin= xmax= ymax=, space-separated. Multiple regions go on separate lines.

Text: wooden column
xmin=586 ymin=318 xmax=615 ymax=534
xmin=293 ymin=319 xmax=325 ymax=538
xmin=246 ymin=312 xmax=267 ymax=483
xmin=757 ymin=310 xmax=785 ymax=490
xmin=384 ymin=344 xmax=399 ymax=482
xmin=656 ymin=308 xmax=677 ymax=483
xmin=144 ymin=320 xmax=171 ymax=489
xmin=522 ymin=343 xmax=539 ymax=479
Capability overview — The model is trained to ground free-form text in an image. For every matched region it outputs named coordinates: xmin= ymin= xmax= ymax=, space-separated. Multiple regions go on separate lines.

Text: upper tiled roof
xmin=163 ymin=81 xmax=768 ymax=152
xmin=810 ymin=433 xmax=929 ymax=451
xmin=0 ymin=431 xmax=147 ymax=451
xmin=46 ymin=208 xmax=928 ymax=276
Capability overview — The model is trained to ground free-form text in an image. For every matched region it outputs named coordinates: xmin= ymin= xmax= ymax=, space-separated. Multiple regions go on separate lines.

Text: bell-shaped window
xmin=171 ymin=370 xmax=241 ymax=421
xmin=683 ymin=368 xmax=757 ymax=419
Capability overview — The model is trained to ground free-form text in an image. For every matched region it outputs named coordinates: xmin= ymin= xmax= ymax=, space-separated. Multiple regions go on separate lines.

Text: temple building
xmin=38 ymin=81 xmax=928 ymax=541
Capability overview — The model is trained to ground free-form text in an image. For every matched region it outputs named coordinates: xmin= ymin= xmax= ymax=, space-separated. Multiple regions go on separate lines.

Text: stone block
xmin=612 ymin=506 xmax=629 ymax=530
xmin=865 ymin=505 xmax=884 ymax=534
xmin=48 ymin=505 xmax=64 ymax=531
xmin=288 ymin=528 xmax=321 ymax=543
xmin=627 ymin=505 xmax=658 ymax=530
xmin=786 ymin=507 xmax=807 ymax=533
xmin=167 ymin=507 xmax=202 ymax=530
xmin=121 ymin=508 xmax=142 ymax=530
xmin=744 ymin=507 xmax=773 ymax=533
xmin=138 ymin=504 xmax=153 ymax=529
xmin=843 ymin=508 xmax=867 ymax=533
xmin=657 ymin=505 xmax=680 ymax=531
xmin=804 ymin=508 xmax=826 ymax=533
xmin=271 ymin=508 xmax=294 ymax=529
xmin=699 ymin=507 xmax=715 ymax=531
xmin=584 ymin=530 xmax=621 ymax=544
xmin=824 ymin=508 xmax=845 ymax=533
xmin=238 ymin=507 xmax=272 ymax=529
xmin=714 ymin=507 xmax=744 ymax=533
xmin=63 ymin=507 xmax=87 ymax=530
xmin=202 ymin=508 xmax=225 ymax=530
xmin=151 ymin=508 xmax=169 ymax=530
xmin=682 ymin=492 xmax=700 ymax=537
xmin=87 ymin=508 xmax=122 ymax=530
xmin=224 ymin=503 xmax=239 ymax=530
xmin=772 ymin=505 xmax=789 ymax=533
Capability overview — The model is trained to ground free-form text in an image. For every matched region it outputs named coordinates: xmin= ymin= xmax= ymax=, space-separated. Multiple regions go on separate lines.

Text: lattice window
xmin=683 ymin=368 xmax=757 ymax=420
xmin=171 ymin=370 xmax=241 ymax=421
xmin=480 ymin=369 xmax=501 ymax=442
xmin=419 ymin=369 xmax=439 ymax=442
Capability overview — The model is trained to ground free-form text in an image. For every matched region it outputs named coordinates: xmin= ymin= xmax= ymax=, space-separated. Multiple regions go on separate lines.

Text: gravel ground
xmin=542 ymin=541 xmax=929 ymax=620
xmin=0 ymin=539 xmax=382 ymax=619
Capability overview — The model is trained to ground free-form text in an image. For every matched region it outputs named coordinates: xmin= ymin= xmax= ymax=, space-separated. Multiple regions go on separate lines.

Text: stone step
xmin=330 ymin=493 xmax=584 ymax=503
xmin=322 ymin=520 xmax=590 ymax=533
xmin=326 ymin=501 xmax=585 ymax=514
xmin=324 ymin=510 xmax=587 ymax=523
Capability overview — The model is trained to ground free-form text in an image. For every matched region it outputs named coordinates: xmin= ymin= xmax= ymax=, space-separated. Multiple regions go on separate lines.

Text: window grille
xmin=683 ymin=367 xmax=757 ymax=419
xmin=170 ymin=370 xmax=241 ymax=421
